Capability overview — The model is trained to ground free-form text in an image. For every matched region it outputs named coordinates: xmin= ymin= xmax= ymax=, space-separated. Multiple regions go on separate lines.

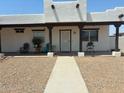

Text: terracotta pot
xmin=35 ymin=47 xmax=41 ymax=53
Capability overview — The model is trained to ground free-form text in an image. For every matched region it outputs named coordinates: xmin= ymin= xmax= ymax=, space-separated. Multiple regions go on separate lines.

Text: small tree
xmin=32 ymin=37 xmax=44 ymax=52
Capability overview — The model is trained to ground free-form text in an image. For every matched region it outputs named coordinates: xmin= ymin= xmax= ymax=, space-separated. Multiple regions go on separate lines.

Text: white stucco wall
xmin=89 ymin=7 xmax=124 ymax=22
xmin=44 ymin=0 xmax=87 ymax=22
xmin=52 ymin=26 xmax=79 ymax=51
xmin=82 ymin=25 xmax=110 ymax=51
xmin=1 ymin=25 xmax=110 ymax=52
xmin=109 ymin=36 xmax=124 ymax=53
xmin=119 ymin=36 xmax=124 ymax=52
xmin=0 ymin=14 xmax=45 ymax=25
xmin=52 ymin=25 xmax=110 ymax=52
xmin=109 ymin=36 xmax=115 ymax=50
xmin=0 ymin=2 xmax=124 ymax=24
xmin=1 ymin=27 xmax=49 ymax=52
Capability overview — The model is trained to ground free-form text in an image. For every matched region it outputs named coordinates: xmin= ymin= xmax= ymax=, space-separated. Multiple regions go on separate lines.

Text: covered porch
xmin=0 ymin=21 xmax=124 ymax=56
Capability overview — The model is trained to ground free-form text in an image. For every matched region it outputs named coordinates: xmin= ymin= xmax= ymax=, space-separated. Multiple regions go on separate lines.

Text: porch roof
xmin=0 ymin=14 xmax=45 ymax=25
xmin=0 ymin=21 xmax=124 ymax=27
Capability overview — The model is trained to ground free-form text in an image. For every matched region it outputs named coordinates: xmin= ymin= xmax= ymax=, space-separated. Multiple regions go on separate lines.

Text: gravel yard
xmin=0 ymin=57 xmax=56 ymax=93
xmin=75 ymin=57 xmax=124 ymax=93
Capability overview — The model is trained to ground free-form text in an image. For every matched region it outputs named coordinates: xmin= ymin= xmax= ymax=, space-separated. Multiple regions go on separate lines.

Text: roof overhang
xmin=0 ymin=21 xmax=124 ymax=28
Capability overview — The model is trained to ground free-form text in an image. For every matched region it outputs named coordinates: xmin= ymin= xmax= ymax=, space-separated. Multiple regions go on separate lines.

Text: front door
xmin=60 ymin=30 xmax=71 ymax=52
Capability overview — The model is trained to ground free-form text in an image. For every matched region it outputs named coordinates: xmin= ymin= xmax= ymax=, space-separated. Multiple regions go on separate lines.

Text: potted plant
xmin=32 ymin=37 xmax=44 ymax=52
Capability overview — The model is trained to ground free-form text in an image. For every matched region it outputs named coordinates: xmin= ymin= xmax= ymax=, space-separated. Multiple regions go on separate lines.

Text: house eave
xmin=0 ymin=21 xmax=124 ymax=28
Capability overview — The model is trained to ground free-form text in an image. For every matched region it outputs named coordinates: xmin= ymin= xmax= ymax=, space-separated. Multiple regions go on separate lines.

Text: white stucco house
xmin=0 ymin=0 xmax=124 ymax=56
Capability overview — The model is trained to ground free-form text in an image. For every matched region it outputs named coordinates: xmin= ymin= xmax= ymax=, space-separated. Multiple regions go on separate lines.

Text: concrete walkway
xmin=44 ymin=56 xmax=89 ymax=93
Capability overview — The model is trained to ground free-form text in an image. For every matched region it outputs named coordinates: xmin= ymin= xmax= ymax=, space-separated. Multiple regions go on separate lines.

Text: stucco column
xmin=114 ymin=24 xmax=121 ymax=51
xmin=47 ymin=26 xmax=53 ymax=52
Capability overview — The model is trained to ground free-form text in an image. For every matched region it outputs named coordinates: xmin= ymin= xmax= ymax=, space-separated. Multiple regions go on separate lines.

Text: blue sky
xmin=0 ymin=0 xmax=124 ymax=14
xmin=0 ymin=0 xmax=124 ymax=35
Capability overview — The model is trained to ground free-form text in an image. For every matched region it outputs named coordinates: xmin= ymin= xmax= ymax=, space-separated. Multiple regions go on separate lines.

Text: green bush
xmin=32 ymin=37 xmax=44 ymax=48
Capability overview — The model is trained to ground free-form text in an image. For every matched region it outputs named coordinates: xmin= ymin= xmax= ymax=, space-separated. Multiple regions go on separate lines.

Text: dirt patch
xmin=0 ymin=57 xmax=56 ymax=93
xmin=75 ymin=57 xmax=124 ymax=93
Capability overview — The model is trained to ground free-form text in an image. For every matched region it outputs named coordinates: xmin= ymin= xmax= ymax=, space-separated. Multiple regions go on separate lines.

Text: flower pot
xmin=35 ymin=47 xmax=41 ymax=53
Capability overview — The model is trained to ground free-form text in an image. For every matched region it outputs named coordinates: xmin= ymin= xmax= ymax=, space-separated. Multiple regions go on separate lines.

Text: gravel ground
xmin=0 ymin=57 xmax=56 ymax=93
xmin=75 ymin=57 xmax=124 ymax=93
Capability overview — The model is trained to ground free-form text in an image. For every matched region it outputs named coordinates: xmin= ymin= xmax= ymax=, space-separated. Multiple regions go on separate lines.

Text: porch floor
xmin=85 ymin=51 xmax=112 ymax=56
xmin=3 ymin=52 xmax=47 ymax=57
xmin=55 ymin=51 xmax=112 ymax=56
xmin=2 ymin=51 xmax=113 ymax=57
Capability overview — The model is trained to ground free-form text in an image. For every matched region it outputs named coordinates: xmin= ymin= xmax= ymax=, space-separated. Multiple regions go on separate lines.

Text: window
xmin=15 ymin=28 xmax=24 ymax=33
xmin=81 ymin=29 xmax=98 ymax=41
xmin=33 ymin=31 xmax=44 ymax=38
xmin=32 ymin=30 xmax=45 ymax=39
xmin=90 ymin=31 xmax=98 ymax=41
xmin=81 ymin=31 xmax=89 ymax=41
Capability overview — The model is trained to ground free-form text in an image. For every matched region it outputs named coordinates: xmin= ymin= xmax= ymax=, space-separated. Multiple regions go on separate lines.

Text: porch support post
xmin=114 ymin=24 xmax=121 ymax=51
xmin=0 ymin=27 xmax=4 ymax=58
xmin=47 ymin=26 xmax=53 ymax=52
xmin=0 ymin=27 xmax=1 ymax=53
xmin=78 ymin=25 xmax=85 ymax=57
xmin=78 ymin=25 xmax=82 ymax=52
xmin=112 ymin=24 xmax=122 ymax=57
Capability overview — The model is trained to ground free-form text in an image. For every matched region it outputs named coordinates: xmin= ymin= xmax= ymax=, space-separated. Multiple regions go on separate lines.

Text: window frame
xmin=81 ymin=28 xmax=99 ymax=42
xmin=32 ymin=29 xmax=45 ymax=39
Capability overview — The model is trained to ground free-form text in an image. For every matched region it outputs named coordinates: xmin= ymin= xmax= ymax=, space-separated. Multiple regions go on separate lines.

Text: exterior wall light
xmin=51 ymin=5 xmax=55 ymax=9
xmin=76 ymin=4 xmax=80 ymax=8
